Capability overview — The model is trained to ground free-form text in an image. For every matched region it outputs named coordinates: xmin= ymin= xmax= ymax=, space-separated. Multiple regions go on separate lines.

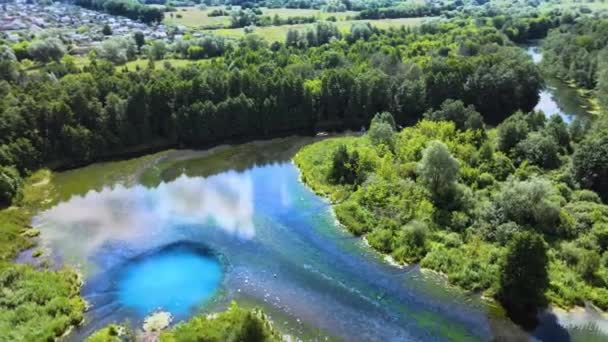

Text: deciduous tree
xmin=497 ymin=232 xmax=548 ymax=329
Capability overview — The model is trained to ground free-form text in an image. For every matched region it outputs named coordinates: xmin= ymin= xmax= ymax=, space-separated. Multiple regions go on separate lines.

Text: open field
xmin=123 ymin=58 xmax=196 ymax=70
xmin=491 ymin=0 xmax=608 ymax=11
xmin=540 ymin=0 xmax=608 ymax=10
xmin=163 ymin=6 xmax=359 ymax=29
xmin=163 ymin=6 xmax=231 ymax=28
xmin=67 ymin=57 xmax=196 ymax=71
xmin=261 ymin=8 xmax=359 ymax=20
xmin=210 ymin=17 xmax=435 ymax=43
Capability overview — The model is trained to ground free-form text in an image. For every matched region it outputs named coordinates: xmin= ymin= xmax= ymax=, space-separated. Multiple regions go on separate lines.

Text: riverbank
xmin=7 ymin=133 xmax=607 ymax=340
xmin=85 ymin=303 xmax=282 ymax=342
xmin=3 ymin=136 xmax=341 ymax=341
xmin=0 ymin=170 xmax=85 ymax=341
xmin=565 ymin=79 xmax=603 ymax=116
xmin=524 ymin=43 xmax=602 ymax=121
xmin=27 ymin=137 xmax=515 ymax=341
xmin=292 ymin=123 xmax=608 ymax=320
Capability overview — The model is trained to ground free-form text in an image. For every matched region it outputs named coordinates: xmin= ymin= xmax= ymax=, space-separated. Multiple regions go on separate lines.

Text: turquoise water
xmin=32 ymin=138 xmax=608 ymax=341
xmin=116 ymin=243 xmax=222 ymax=316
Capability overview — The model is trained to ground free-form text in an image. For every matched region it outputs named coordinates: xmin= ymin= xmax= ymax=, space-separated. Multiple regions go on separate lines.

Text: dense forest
xmin=0 ymin=19 xmax=543 ymax=205
xmin=542 ymin=18 xmax=608 ymax=110
xmin=72 ymin=0 xmax=165 ymax=23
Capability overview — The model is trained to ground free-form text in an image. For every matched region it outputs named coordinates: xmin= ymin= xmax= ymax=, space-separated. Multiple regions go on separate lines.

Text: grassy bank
xmin=0 ymin=170 xmax=85 ymax=341
xmin=86 ymin=302 xmax=281 ymax=341
xmin=564 ymin=80 xmax=604 ymax=116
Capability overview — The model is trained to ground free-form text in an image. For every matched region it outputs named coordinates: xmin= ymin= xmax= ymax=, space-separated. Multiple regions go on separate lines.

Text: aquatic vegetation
xmin=0 ymin=263 xmax=85 ymax=340
xmin=0 ymin=208 xmax=34 ymax=261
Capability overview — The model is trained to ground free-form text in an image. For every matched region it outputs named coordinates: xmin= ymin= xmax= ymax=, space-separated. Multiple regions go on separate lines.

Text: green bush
xmin=334 ymin=200 xmax=372 ymax=235
xmin=367 ymin=228 xmax=394 ymax=254
xmin=572 ymin=133 xmax=608 ymax=201
xmin=85 ymin=324 xmax=122 ymax=342
xmin=489 ymin=152 xmax=515 ymax=181
xmin=592 ymin=224 xmax=608 ymax=253
xmin=514 ymin=132 xmax=561 ymax=169
xmin=161 ymin=302 xmax=280 ymax=342
xmin=572 ymin=190 xmax=602 ymax=203
xmin=476 ymin=172 xmax=495 ymax=189
xmin=328 ymin=144 xmax=360 ymax=185
xmin=418 ymin=140 xmax=459 ymax=202
xmin=494 ymin=177 xmax=561 ymax=235
xmin=392 ymin=221 xmax=428 ymax=263
xmin=368 ymin=112 xmax=396 ymax=147
xmin=441 ymin=232 xmax=463 ymax=248
xmin=493 ymin=222 xmax=521 ymax=245
xmin=577 ymin=251 xmax=600 ymax=282
xmin=0 ymin=263 xmax=85 ymax=341
xmin=559 ymin=241 xmax=582 ymax=266
xmin=0 ymin=165 xmax=22 ymax=205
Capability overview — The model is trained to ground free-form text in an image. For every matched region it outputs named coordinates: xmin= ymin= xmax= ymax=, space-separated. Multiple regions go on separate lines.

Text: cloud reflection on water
xmin=36 ymin=170 xmax=255 ymax=262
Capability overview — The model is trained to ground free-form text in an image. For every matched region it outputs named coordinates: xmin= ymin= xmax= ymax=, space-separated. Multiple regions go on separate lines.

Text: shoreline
xmin=292 ymin=153 xmax=608 ymax=320
xmin=7 ymin=136 xmax=607 ymax=341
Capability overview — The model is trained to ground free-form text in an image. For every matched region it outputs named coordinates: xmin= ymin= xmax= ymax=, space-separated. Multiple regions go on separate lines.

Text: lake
xmin=29 ymin=136 xmax=608 ymax=341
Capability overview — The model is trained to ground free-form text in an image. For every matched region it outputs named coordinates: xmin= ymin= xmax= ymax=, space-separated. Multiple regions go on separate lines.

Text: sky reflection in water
xmin=36 ymin=171 xmax=256 ymax=269
xmin=33 ymin=139 xmax=608 ymax=342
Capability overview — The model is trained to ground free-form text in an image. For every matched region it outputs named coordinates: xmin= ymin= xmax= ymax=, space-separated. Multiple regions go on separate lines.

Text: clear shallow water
xmin=31 ymin=137 xmax=608 ymax=341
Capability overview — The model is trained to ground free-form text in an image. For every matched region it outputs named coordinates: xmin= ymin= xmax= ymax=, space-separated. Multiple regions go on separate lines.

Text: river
xmin=26 ymin=135 xmax=606 ymax=342
xmin=33 ymin=138 xmax=520 ymax=341
xmin=23 ymin=47 xmax=607 ymax=341
xmin=525 ymin=44 xmax=592 ymax=124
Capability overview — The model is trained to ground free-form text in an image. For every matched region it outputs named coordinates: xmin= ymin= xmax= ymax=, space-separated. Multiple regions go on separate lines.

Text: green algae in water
xmin=50 ymin=151 xmax=169 ymax=204
xmin=412 ymin=311 xmax=481 ymax=342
